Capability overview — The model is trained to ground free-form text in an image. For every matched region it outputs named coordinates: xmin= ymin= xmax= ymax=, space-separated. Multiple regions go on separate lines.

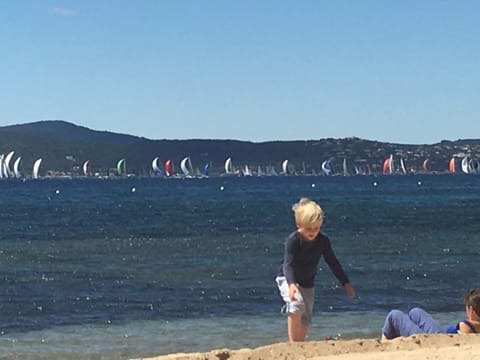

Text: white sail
xmin=13 ymin=156 xmax=22 ymax=178
xmin=151 ymin=157 xmax=162 ymax=174
xmin=321 ymin=159 xmax=332 ymax=175
xmin=400 ymin=158 xmax=407 ymax=175
xmin=257 ymin=165 xmax=263 ymax=176
xmin=2 ymin=159 xmax=7 ymax=178
xmin=281 ymin=160 xmax=289 ymax=174
xmin=224 ymin=157 xmax=233 ymax=174
xmin=343 ymin=158 xmax=349 ymax=176
xmin=388 ymin=154 xmax=394 ymax=174
xmin=270 ymin=165 xmax=278 ymax=176
xmin=4 ymin=151 xmax=15 ymax=178
xmin=180 ymin=156 xmax=193 ymax=177
xmin=82 ymin=160 xmax=89 ymax=176
xmin=32 ymin=158 xmax=43 ymax=179
xmin=461 ymin=156 xmax=470 ymax=174
xmin=0 ymin=154 xmax=4 ymax=179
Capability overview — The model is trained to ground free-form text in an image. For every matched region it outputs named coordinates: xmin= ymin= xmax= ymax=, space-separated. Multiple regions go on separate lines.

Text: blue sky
xmin=1 ymin=1 xmax=479 ymax=144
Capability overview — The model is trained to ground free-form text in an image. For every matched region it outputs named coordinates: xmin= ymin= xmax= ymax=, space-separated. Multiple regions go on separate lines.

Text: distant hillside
xmin=2 ymin=120 xmax=138 ymax=144
xmin=1 ymin=120 xmax=480 ymax=176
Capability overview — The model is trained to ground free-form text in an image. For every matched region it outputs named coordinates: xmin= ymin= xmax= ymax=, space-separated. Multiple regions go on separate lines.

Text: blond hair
xmin=292 ymin=198 xmax=324 ymax=226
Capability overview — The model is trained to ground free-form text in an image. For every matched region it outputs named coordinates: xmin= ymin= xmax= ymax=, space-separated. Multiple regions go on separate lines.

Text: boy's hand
xmin=344 ymin=283 xmax=356 ymax=298
xmin=288 ymin=283 xmax=299 ymax=301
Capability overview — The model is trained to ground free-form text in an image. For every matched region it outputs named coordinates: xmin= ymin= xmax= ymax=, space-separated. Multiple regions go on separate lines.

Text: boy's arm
xmin=323 ymin=239 xmax=355 ymax=298
xmin=283 ymin=234 xmax=305 ymax=300
xmin=283 ymin=235 xmax=297 ymax=285
xmin=323 ymin=240 xmax=349 ymax=286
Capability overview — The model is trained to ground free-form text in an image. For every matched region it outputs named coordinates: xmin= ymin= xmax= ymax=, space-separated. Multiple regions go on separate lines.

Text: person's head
xmin=292 ymin=198 xmax=324 ymax=241
xmin=464 ymin=288 xmax=480 ymax=319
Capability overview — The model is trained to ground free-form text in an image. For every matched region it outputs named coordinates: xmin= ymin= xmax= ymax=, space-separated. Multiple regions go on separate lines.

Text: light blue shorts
xmin=276 ymin=276 xmax=315 ymax=326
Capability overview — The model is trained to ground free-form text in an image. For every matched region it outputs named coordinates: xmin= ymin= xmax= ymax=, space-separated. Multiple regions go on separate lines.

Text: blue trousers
xmin=382 ymin=307 xmax=442 ymax=339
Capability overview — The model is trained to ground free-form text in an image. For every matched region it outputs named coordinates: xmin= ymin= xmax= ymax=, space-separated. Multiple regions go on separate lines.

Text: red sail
xmin=448 ymin=157 xmax=455 ymax=173
xmin=422 ymin=159 xmax=428 ymax=172
xmin=382 ymin=158 xmax=390 ymax=174
xmin=164 ymin=160 xmax=174 ymax=176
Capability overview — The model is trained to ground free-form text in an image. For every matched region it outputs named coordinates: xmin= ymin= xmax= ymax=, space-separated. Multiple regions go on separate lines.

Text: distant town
xmin=1 ymin=120 xmax=479 ymax=178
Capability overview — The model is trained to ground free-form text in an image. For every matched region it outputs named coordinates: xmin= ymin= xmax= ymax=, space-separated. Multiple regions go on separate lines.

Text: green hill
xmin=1 ymin=120 xmax=479 ymax=176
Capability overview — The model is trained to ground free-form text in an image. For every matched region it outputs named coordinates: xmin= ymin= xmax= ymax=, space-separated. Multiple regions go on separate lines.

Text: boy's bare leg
xmin=288 ymin=313 xmax=308 ymax=341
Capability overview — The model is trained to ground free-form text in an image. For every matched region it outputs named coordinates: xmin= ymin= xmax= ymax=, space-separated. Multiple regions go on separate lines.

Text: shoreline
xmin=133 ymin=334 xmax=480 ymax=360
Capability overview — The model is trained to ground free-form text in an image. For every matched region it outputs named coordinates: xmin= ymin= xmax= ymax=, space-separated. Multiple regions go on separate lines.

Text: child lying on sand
xmin=382 ymin=288 xmax=480 ymax=339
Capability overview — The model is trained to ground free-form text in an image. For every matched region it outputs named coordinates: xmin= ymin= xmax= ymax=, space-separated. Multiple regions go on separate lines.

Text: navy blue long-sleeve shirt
xmin=277 ymin=231 xmax=350 ymax=288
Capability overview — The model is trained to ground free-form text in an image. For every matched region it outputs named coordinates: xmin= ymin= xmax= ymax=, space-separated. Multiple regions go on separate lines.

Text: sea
xmin=0 ymin=174 xmax=479 ymax=359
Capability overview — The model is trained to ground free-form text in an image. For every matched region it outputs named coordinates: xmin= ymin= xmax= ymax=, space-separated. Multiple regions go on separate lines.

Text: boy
xmin=276 ymin=198 xmax=355 ymax=341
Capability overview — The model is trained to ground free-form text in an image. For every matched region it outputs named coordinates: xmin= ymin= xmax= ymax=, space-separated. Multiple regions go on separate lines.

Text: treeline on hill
xmin=1 ymin=120 xmax=479 ymax=176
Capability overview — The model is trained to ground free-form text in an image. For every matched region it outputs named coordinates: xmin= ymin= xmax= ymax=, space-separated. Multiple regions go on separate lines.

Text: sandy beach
xmin=135 ymin=334 xmax=480 ymax=360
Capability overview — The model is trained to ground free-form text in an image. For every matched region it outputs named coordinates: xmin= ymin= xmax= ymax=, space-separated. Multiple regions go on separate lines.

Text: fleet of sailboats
xmin=0 ymin=149 xmax=479 ymax=179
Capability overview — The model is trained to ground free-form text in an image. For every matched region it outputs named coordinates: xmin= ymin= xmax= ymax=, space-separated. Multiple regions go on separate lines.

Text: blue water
xmin=0 ymin=175 xmax=479 ymax=359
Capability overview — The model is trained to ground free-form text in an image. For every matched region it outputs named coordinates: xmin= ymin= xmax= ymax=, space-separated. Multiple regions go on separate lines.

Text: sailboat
xmin=281 ymin=160 xmax=289 ymax=175
xmin=257 ymin=165 xmax=264 ymax=177
xmin=473 ymin=160 xmax=480 ymax=174
xmin=164 ymin=160 xmax=174 ymax=177
xmin=203 ymin=163 xmax=210 ymax=177
xmin=269 ymin=165 xmax=278 ymax=176
xmin=32 ymin=158 xmax=43 ymax=179
xmin=180 ymin=156 xmax=194 ymax=177
xmin=382 ymin=157 xmax=390 ymax=174
xmin=321 ymin=159 xmax=332 ymax=175
xmin=151 ymin=157 xmax=163 ymax=175
xmin=224 ymin=157 xmax=233 ymax=174
xmin=342 ymin=158 xmax=349 ymax=176
xmin=223 ymin=157 xmax=239 ymax=176
xmin=461 ymin=156 xmax=473 ymax=174
xmin=0 ymin=155 xmax=4 ymax=179
xmin=382 ymin=155 xmax=394 ymax=174
xmin=448 ymin=157 xmax=456 ymax=173
xmin=82 ymin=160 xmax=90 ymax=176
xmin=399 ymin=158 xmax=407 ymax=175
xmin=13 ymin=156 xmax=22 ymax=178
xmin=242 ymin=165 xmax=252 ymax=176
xmin=116 ymin=159 xmax=126 ymax=176
xmin=422 ymin=159 xmax=429 ymax=172
xmin=4 ymin=151 xmax=15 ymax=178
